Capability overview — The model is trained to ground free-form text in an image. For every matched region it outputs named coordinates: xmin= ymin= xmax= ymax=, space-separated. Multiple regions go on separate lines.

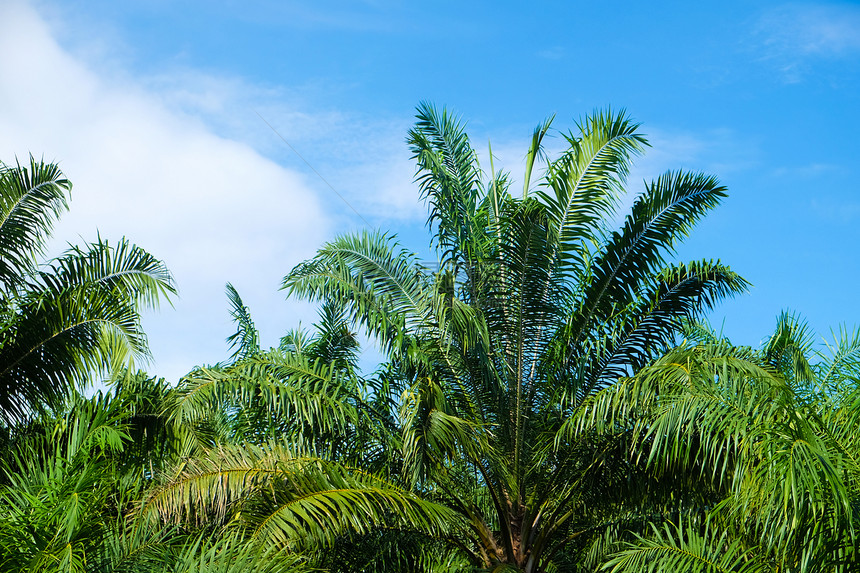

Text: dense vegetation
xmin=1 ymin=107 xmax=858 ymax=572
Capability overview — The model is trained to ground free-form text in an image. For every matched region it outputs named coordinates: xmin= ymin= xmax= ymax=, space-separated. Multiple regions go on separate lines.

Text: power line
xmin=255 ymin=110 xmax=371 ymax=228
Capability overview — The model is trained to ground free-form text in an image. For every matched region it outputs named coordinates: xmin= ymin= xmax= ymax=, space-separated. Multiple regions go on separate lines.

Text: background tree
xmin=584 ymin=314 xmax=860 ymax=572
xmin=0 ymin=157 xmax=175 ymax=423
xmin=0 ymin=379 xmax=313 ymax=573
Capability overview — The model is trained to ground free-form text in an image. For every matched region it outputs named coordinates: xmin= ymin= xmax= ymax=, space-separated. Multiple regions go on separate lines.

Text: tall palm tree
xmin=0 ymin=157 xmax=175 ymax=423
xmin=148 ymin=104 xmax=747 ymax=571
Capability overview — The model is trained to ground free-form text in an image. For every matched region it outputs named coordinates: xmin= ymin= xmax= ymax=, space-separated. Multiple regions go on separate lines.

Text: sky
xmin=1 ymin=0 xmax=858 ymax=381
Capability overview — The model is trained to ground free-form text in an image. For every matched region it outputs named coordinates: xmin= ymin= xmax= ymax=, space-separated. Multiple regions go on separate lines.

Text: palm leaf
xmin=573 ymin=260 xmax=749 ymax=397
xmin=568 ymin=171 xmax=728 ymax=351
xmin=144 ymin=444 xmax=468 ymax=551
xmin=408 ymin=102 xmax=483 ymax=272
xmin=539 ymin=108 xmax=646 ymax=270
xmin=604 ymin=520 xmax=768 ymax=573
xmin=225 ymin=282 xmax=260 ymax=362
xmin=40 ymin=237 xmax=176 ymax=308
xmin=0 ymin=238 xmax=174 ymax=422
xmin=0 ymin=157 xmax=70 ymax=291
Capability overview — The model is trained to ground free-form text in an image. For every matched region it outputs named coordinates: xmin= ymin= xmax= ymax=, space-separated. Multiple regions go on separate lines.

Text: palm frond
xmin=539 ymin=108 xmax=646 ymax=269
xmin=144 ymin=443 xmax=468 ymax=551
xmin=817 ymin=324 xmax=860 ymax=394
xmin=304 ymin=300 xmax=360 ymax=371
xmin=604 ymin=520 xmax=768 ymax=573
xmin=171 ymin=352 xmax=358 ymax=443
xmin=408 ymin=102 xmax=483 ymax=271
xmin=0 ymin=157 xmax=70 ymax=291
xmin=762 ymin=310 xmax=815 ymax=386
xmin=41 ymin=237 xmax=176 ymax=308
xmin=0 ymin=392 xmax=131 ymax=573
xmin=570 ymin=171 xmax=728 ymax=349
xmin=573 ymin=261 xmax=749 ymax=396
xmin=523 ymin=115 xmax=555 ymax=198
xmin=164 ymin=533 xmax=308 ymax=573
xmin=283 ymin=231 xmax=430 ymax=354
xmin=0 ymin=287 xmax=147 ymax=421
xmin=225 ymin=282 xmax=260 ymax=362
xmin=399 ymin=374 xmax=493 ymax=488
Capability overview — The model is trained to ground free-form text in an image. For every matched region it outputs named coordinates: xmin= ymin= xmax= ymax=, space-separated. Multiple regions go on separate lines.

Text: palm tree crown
xmin=277 ymin=103 xmax=749 ymax=570
xmin=144 ymin=105 xmax=747 ymax=571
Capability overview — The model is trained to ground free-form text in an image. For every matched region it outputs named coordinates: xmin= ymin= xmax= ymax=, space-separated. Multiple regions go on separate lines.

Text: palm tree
xmin=149 ymin=288 xmax=469 ymax=570
xmin=589 ymin=314 xmax=860 ymax=572
xmin=0 ymin=379 xmax=312 ymax=573
xmin=147 ymin=104 xmax=747 ymax=571
xmin=0 ymin=157 xmax=175 ymax=423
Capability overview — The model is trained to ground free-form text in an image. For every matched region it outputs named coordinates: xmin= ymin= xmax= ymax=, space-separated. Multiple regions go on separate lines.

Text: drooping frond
xmin=40 ymin=238 xmax=176 ymax=309
xmin=1 ymin=289 xmax=143 ymax=421
xmin=171 ymin=352 xmax=359 ymax=443
xmin=604 ymin=520 xmax=769 ymax=573
xmin=282 ymin=231 xmax=433 ymax=354
xmin=570 ymin=171 xmax=728 ymax=349
xmin=144 ymin=443 xmax=468 ymax=552
xmin=0 ymin=240 xmax=174 ymax=422
xmin=159 ymin=533 xmax=308 ymax=573
xmin=569 ymin=341 xmax=859 ymax=567
xmin=399 ymin=374 xmax=495 ymax=489
xmin=572 ymin=261 xmax=749 ymax=397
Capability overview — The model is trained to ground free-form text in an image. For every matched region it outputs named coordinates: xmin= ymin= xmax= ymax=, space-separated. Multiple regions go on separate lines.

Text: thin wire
xmin=255 ymin=110 xmax=372 ymax=228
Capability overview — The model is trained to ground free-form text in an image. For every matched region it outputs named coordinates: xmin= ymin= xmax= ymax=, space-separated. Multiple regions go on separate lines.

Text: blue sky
xmin=1 ymin=1 xmax=859 ymax=381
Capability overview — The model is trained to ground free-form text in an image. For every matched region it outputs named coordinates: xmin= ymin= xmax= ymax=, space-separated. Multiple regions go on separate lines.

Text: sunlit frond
xmin=225 ymin=282 xmax=260 ymax=362
xmin=604 ymin=520 xmax=769 ymax=573
xmin=144 ymin=444 xmax=468 ymax=551
xmin=41 ymin=237 xmax=176 ymax=309
xmin=408 ymin=102 xmax=483 ymax=271
xmin=283 ymin=231 xmax=431 ymax=354
xmin=0 ymin=156 xmax=70 ymax=291
xmin=539 ymin=108 xmax=646 ymax=270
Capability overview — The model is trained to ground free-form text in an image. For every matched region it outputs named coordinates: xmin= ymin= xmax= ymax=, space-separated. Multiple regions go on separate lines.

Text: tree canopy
xmin=2 ymin=107 xmax=859 ymax=573
xmin=149 ymin=104 xmax=753 ymax=571
xmin=0 ymin=157 xmax=175 ymax=423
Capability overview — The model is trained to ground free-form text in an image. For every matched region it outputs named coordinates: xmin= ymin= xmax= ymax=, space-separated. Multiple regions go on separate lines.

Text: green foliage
xmin=603 ymin=520 xmax=769 ymax=573
xmin=225 ymin=283 xmax=260 ymax=363
xmin=575 ymin=318 xmax=860 ymax=571
xmin=12 ymin=111 xmax=858 ymax=573
xmin=268 ymin=104 xmax=745 ymax=570
xmin=0 ymin=157 xmax=175 ymax=423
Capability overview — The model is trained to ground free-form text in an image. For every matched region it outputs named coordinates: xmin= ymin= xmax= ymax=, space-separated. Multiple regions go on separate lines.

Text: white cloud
xmin=811 ymin=198 xmax=860 ymax=223
xmin=760 ymin=3 xmax=860 ymax=56
xmin=537 ymin=47 xmax=565 ymax=60
xmin=0 ymin=1 xmax=335 ymax=381
xmin=753 ymin=3 xmax=860 ymax=81
xmin=771 ymin=162 xmax=838 ymax=178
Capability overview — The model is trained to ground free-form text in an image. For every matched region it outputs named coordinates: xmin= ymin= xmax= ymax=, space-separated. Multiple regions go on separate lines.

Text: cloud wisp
xmin=752 ymin=3 xmax=860 ymax=82
xmin=0 ymin=1 xmax=356 ymax=381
